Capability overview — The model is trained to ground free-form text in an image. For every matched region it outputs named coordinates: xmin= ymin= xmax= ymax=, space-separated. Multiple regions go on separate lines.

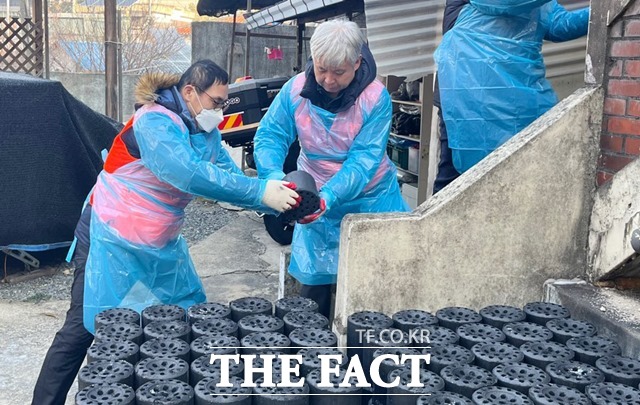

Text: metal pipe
xmin=228 ymin=11 xmax=236 ymax=80
xmin=104 ymin=0 xmax=118 ymax=119
xmin=296 ymin=23 xmax=304 ymax=73
xmin=231 ymin=31 xmax=309 ymax=40
xmin=243 ymin=0 xmax=251 ymax=77
xmin=117 ymin=8 xmax=122 ymax=122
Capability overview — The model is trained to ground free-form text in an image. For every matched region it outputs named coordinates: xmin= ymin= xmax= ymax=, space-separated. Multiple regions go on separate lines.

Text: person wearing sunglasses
xmin=32 ymin=59 xmax=299 ymax=405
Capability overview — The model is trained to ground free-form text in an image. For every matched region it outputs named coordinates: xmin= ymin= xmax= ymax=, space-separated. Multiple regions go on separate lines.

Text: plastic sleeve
xmin=544 ymin=1 xmax=590 ymax=42
xmin=254 ymin=79 xmax=298 ymax=181
xmin=215 ymin=144 xmax=244 ymax=175
xmin=134 ymin=111 xmax=268 ymax=210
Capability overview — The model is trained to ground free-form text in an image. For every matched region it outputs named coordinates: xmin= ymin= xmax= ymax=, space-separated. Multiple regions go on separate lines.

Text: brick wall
xmin=599 ymin=2 xmax=640 ymax=185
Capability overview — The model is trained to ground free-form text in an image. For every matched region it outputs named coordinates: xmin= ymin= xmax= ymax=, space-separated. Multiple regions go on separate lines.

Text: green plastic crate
xmin=389 ymin=144 xmax=409 ymax=170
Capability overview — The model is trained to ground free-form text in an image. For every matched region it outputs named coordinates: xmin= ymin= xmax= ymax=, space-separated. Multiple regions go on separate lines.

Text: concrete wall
xmin=546 ymin=281 xmax=640 ymax=358
xmin=192 ymin=22 xmax=311 ymax=82
xmin=333 ymin=87 xmax=603 ymax=337
xmin=588 ymin=158 xmax=640 ymax=280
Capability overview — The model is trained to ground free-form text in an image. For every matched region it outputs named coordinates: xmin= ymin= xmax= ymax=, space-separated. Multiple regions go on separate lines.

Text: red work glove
xmin=298 ymin=198 xmax=326 ymax=224
xmin=284 ymin=182 xmax=302 ymax=208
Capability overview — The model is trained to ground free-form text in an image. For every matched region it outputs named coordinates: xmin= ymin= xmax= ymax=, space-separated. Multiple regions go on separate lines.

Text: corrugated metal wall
xmin=364 ymin=0 xmax=442 ymax=80
xmin=364 ymin=0 xmax=590 ymax=80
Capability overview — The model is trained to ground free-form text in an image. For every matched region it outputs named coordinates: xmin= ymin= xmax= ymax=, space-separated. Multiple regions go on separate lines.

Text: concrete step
xmin=545 ymin=280 xmax=640 ymax=358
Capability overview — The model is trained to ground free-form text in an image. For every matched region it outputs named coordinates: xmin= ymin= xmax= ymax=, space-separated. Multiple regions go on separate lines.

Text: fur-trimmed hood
xmin=134 ymin=72 xmax=180 ymax=105
xmin=133 ymin=72 xmax=200 ymax=134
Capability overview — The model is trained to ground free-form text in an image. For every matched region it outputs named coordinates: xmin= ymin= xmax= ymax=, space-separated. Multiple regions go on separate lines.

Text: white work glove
xmin=261 ymin=180 xmax=300 ymax=213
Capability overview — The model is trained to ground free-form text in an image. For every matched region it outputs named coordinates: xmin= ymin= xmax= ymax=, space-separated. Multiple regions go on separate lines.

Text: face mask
xmin=193 ymin=93 xmax=224 ymax=132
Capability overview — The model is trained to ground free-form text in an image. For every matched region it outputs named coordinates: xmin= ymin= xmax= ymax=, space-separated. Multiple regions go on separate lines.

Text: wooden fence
xmin=1 ymin=17 xmax=44 ymax=77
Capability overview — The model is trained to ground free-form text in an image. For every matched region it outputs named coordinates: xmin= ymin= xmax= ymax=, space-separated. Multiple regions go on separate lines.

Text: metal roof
xmin=197 ymin=0 xmax=281 ymax=17
xmin=246 ymin=0 xmax=363 ymax=29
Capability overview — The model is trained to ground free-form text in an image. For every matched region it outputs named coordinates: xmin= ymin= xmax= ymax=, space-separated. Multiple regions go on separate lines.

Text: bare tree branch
xmin=49 ymin=8 xmax=185 ymax=73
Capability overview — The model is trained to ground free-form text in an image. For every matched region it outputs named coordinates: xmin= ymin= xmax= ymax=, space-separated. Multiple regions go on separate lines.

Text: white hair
xmin=310 ymin=20 xmax=365 ymax=68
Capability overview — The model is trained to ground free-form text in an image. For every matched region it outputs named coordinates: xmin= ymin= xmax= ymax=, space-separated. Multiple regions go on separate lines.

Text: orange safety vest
xmin=90 ymin=117 xmax=138 ymax=206
xmin=104 ymin=117 xmax=138 ymax=174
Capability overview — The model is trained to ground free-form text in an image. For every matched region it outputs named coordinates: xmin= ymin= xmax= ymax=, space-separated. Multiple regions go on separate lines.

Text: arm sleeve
xmin=215 ymin=144 xmax=244 ymax=175
xmin=134 ymin=111 xmax=268 ymax=210
xmin=321 ymin=90 xmax=393 ymax=209
xmin=543 ymin=1 xmax=590 ymax=42
xmin=254 ymin=79 xmax=298 ymax=181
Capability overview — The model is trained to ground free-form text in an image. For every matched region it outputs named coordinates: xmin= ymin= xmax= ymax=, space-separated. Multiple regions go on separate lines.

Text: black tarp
xmin=0 ymin=72 xmax=121 ymax=250
xmin=197 ymin=0 xmax=280 ymax=17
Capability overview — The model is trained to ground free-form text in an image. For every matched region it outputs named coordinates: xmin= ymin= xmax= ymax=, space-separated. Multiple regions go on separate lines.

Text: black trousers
xmin=32 ymin=241 xmax=94 ymax=405
xmin=433 ymin=108 xmax=461 ymax=194
xmin=299 ymin=283 xmax=333 ymax=320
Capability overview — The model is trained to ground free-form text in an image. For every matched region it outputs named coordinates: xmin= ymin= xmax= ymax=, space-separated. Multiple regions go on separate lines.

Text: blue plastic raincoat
xmin=434 ymin=0 xmax=589 ymax=173
xmin=254 ymin=48 xmax=409 ymax=286
xmin=83 ymin=74 xmax=270 ymax=333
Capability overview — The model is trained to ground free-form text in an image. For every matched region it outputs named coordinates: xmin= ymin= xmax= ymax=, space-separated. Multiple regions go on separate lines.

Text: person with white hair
xmin=254 ymin=20 xmax=409 ymax=318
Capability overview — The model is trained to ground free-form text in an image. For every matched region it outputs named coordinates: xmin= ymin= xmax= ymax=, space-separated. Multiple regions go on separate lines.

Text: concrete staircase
xmin=546 ymin=280 xmax=640 ymax=358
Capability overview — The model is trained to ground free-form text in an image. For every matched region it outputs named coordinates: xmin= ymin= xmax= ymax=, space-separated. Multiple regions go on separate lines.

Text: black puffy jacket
xmin=434 ymin=0 xmax=470 ymax=108
xmin=443 ymin=0 xmax=470 ymax=32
